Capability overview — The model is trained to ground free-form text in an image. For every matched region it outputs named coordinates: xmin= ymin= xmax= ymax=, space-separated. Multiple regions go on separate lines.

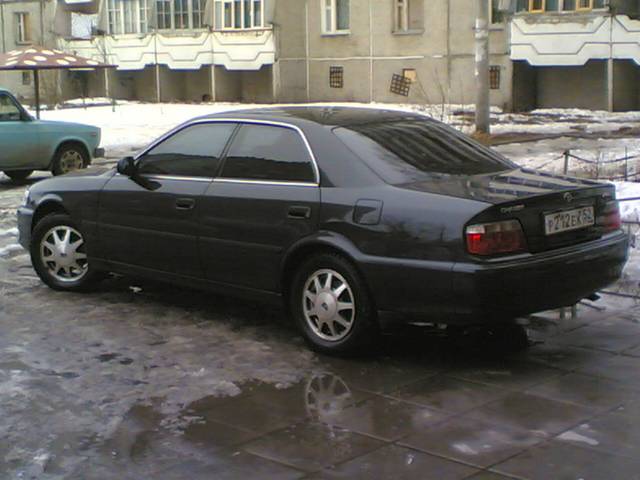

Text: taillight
xmin=466 ymin=219 xmax=528 ymax=256
xmin=602 ymin=202 xmax=621 ymax=232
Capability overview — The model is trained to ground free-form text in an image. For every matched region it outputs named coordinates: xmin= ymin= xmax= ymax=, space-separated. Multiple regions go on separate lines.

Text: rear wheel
xmin=289 ymin=253 xmax=378 ymax=355
xmin=3 ymin=170 xmax=33 ymax=181
xmin=52 ymin=144 xmax=88 ymax=176
xmin=30 ymin=213 xmax=101 ymax=291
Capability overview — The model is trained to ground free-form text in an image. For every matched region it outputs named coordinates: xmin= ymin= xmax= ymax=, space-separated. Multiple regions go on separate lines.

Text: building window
xmin=330 ymin=66 xmax=344 ymax=88
xmin=108 ymin=0 xmax=151 ymax=34
xmin=154 ymin=0 xmax=208 ymax=30
xmin=521 ymin=0 xmax=606 ymax=12
xmin=490 ymin=0 xmax=504 ymax=24
xmin=22 ymin=71 xmax=31 ymax=85
xmin=322 ymin=0 xmax=350 ymax=34
xmin=15 ymin=13 xmax=31 ymax=44
xmin=489 ymin=66 xmax=501 ymax=89
xmin=395 ymin=0 xmax=409 ymax=32
xmin=214 ymin=0 xmax=264 ymax=29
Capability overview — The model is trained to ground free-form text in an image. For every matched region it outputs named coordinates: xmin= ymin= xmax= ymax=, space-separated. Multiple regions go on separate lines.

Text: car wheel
xmin=52 ymin=144 xmax=88 ymax=176
xmin=484 ymin=323 xmax=531 ymax=353
xmin=290 ymin=252 xmax=379 ymax=355
xmin=3 ymin=170 xmax=33 ymax=181
xmin=30 ymin=213 xmax=101 ymax=292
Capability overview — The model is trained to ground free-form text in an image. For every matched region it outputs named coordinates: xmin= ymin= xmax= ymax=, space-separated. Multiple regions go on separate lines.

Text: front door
xmin=98 ymin=122 xmax=236 ymax=278
xmin=0 ymin=92 xmax=41 ymax=170
xmin=199 ymin=122 xmax=320 ymax=292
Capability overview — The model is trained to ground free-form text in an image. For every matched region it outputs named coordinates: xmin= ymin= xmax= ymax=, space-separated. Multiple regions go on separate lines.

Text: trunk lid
xmin=400 ymin=168 xmax=618 ymax=253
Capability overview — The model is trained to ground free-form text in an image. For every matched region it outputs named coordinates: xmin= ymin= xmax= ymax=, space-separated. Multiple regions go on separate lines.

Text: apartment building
xmin=0 ymin=0 xmax=57 ymax=99
xmin=511 ymin=0 xmax=640 ymax=111
xmin=4 ymin=0 xmax=640 ymax=112
xmin=57 ymin=0 xmax=513 ymax=108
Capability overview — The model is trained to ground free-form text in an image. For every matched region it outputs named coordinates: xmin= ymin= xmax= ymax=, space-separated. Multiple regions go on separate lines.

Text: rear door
xmin=199 ymin=122 xmax=320 ymax=292
xmin=98 ymin=122 xmax=236 ymax=278
xmin=0 ymin=92 xmax=41 ymax=170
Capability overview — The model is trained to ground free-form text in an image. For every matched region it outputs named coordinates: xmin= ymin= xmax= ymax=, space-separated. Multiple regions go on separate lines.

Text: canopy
xmin=0 ymin=45 xmax=113 ymax=118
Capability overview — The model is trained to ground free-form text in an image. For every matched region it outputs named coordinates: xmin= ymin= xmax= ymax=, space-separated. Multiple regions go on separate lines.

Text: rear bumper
xmin=450 ymin=231 xmax=628 ymax=323
xmin=17 ymin=206 xmax=34 ymax=250
xmin=366 ymin=231 xmax=628 ymax=325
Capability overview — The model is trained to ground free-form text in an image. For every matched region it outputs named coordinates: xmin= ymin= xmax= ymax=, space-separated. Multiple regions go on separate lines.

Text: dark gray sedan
xmin=17 ymin=107 xmax=628 ymax=354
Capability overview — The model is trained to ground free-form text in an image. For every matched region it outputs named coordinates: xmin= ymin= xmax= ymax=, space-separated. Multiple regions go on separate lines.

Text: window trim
xmin=528 ymin=0 xmax=545 ymax=13
xmin=322 ymin=0 xmax=350 ymax=35
xmin=135 ymin=119 xmax=321 ymax=186
xmin=394 ymin=0 xmax=409 ymax=33
xmin=214 ymin=0 xmax=265 ymax=31
xmin=154 ymin=0 xmax=208 ymax=32
xmin=15 ymin=12 xmax=31 ymax=44
xmin=522 ymin=0 xmax=607 ymax=13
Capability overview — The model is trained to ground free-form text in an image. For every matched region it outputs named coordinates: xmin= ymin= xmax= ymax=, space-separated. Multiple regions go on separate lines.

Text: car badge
xmin=563 ymin=192 xmax=574 ymax=203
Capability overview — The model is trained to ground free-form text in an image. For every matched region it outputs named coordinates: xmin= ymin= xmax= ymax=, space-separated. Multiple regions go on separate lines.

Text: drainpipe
xmin=475 ymin=0 xmax=490 ymax=134
xmin=607 ymin=13 xmax=614 ymax=112
xmin=1 ymin=0 xmax=6 ymax=53
xmin=40 ymin=0 xmax=45 ymax=44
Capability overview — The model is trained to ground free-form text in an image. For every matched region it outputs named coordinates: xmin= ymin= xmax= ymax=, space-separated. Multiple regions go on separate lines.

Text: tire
xmin=52 ymin=143 xmax=89 ymax=176
xmin=289 ymin=252 xmax=379 ymax=355
xmin=30 ymin=213 xmax=101 ymax=292
xmin=3 ymin=170 xmax=33 ymax=181
xmin=484 ymin=323 xmax=531 ymax=353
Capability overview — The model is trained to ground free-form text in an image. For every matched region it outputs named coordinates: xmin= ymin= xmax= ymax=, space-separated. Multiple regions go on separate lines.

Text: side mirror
xmin=117 ymin=156 xmax=137 ymax=177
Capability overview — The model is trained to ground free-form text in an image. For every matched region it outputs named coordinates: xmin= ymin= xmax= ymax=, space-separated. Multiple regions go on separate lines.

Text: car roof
xmin=195 ymin=106 xmax=432 ymax=129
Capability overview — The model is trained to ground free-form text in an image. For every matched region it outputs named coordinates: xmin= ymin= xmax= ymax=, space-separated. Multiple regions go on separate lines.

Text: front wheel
xmin=289 ymin=253 xmax=379 ymax=355
xmin=30 ymin=213 xmax=101 ymax=291
xmin=52 ymin=144 xmax=88 ymax=176
xmin=3 ymin=170 xmax=33 ymax=181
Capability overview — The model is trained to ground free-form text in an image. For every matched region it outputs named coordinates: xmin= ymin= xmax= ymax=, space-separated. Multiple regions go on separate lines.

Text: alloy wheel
xmin=40 ymin=226 xmax=88 ymax=282
xmin=302 ymin=269 xmax=356 ymax=342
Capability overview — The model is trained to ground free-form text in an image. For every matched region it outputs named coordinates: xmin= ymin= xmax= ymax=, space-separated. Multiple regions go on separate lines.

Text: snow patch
xmin=0 ymin=243 xmax=23 ymax=257
xmin=557 ymin=430 xmax=599 ymax=446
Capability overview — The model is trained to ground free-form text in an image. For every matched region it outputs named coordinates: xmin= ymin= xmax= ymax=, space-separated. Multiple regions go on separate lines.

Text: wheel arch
xmin=280 ymin=232 xmax=369 ymax=298
xmin=50 ymin=138 xmax=92 ymax=168
xmin=31 ymin=198 xmax=68 ymax=231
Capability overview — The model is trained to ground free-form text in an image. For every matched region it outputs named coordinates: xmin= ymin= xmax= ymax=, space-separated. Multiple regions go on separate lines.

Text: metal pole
xmin=34 ymin=70 xmax=40 ymax=119
xmin=0 ymin=0 xmax=6 ymax=53
xmin=474 ymin=0 xmax=490 ymax=135
xmin=154 ymin=30 xmax=161 ymax=103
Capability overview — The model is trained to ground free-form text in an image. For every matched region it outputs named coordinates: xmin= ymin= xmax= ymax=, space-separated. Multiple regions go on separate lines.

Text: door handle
xmin=288 ymin=206 xmax=311 ymax=219
xmin=175 ymin=198 xmax=196 ymax=210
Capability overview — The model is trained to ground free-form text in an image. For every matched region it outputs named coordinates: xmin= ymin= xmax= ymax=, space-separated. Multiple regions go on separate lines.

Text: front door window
xmin=0 ymin=94 xmax=22 ymax=122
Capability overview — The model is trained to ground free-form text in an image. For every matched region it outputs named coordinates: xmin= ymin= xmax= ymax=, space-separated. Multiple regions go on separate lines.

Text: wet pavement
xmin=2 ymin=172 xmax=640 ymax=480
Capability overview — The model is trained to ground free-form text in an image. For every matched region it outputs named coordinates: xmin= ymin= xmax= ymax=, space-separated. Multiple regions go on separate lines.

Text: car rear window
xmin=334 ymin=120 xmax=514 ymax=184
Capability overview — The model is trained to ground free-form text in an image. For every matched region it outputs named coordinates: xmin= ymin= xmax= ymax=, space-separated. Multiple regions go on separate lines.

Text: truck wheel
xmin=52 ymin=144 xmax=88 ymax=176
xmin=289 ymin=252 xmax=379 ymax=355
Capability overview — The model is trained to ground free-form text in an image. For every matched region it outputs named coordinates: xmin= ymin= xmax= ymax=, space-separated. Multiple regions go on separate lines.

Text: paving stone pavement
xmin=2 ymin=177 xmax=640 ymax=479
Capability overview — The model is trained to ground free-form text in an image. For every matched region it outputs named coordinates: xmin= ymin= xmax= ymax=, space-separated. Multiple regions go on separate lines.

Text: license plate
xmin=545 ymin=206 xmax=595 ymax=235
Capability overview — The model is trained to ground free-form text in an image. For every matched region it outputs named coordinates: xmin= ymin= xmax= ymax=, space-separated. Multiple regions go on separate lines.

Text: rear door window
xmin=138 ymin=122 xmax=236 ymax=177
xmin=334 ymin=120 xmax=514 ymax=183
xmin=219 ymin=124 xmax=316 ymax=183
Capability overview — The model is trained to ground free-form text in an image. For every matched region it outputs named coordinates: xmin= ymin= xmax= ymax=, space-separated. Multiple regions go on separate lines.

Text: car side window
xmin=220 ymin=124 xmax=316 ymax=183
xmin=137 ymin=123 xmax=236 ymax=177
xmin=0 ymin=94 xmax=22 ymax=122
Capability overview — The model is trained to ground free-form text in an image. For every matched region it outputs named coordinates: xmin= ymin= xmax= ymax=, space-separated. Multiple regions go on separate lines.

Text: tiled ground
xmin=3 ymin=280 xmax=640 ymax=479
xmin=2 ymin=177 xmax=640 ymax=479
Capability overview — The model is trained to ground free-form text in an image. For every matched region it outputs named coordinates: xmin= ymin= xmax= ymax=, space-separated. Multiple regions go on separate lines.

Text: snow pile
xmin=615 ymin=181 xmax=640 ymax=223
